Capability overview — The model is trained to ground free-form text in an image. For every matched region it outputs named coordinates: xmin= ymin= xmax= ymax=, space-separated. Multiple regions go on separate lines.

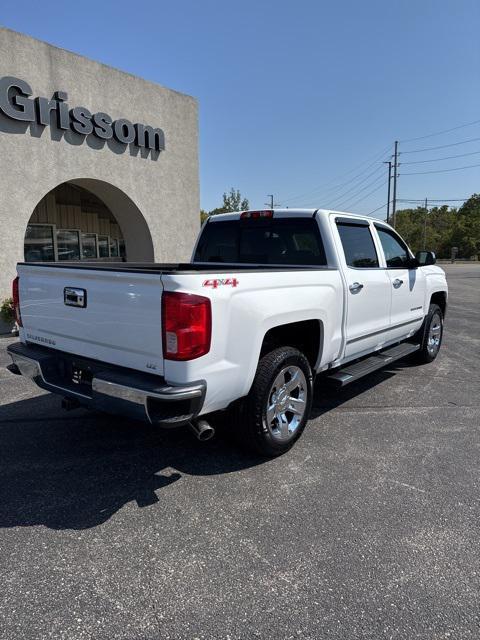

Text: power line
xmin=399 ymin=162 xmax=480 ymax=176
xmin=367 ymin=201 xmax=390 ymax=215
xmin=400 ymin=118 xmax=480 ymax=143
xmin=334 ymin=172 xmax=386 ymax=209
xmin=397 ymin=198 xmax=468 ymax=203
xmin=294 ymin=163 xmax=385 ymax=208
xmin=324 ymin=164 xmax=385 ymax=207
xmin=398 ymin=202 xmax=461 ymax=208
xmin=315 ymin=162 xmax=385 ymax=205
xmin=339 ymin=180 xmax=388 ymax=211
xmin=265 ymin=194 xmax=280 ymax=208
xmin=400 ymin=149 xmax=480 ymax=165
xmin=282 ymin=155 xmax=386 ymax=205
xmin=400 ymin=136 xmax=480 ymax=154
xmin=280 ymin=142 xmax=392 ymax=204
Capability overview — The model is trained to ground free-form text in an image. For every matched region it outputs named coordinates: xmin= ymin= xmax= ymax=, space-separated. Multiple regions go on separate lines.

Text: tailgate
xmin=17 ymin=264 xmax=164 ymax=375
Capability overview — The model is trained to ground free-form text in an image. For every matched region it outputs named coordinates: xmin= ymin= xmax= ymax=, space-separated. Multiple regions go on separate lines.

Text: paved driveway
xmin=0 ymin=264 xmax=479 ymax=639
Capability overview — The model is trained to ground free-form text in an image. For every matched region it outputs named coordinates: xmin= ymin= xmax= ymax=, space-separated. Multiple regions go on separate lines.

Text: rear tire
xmin=414 ymin=303 xmax=444 ymax=363
xmin=235 ymin=346 xmax=313 ymax=457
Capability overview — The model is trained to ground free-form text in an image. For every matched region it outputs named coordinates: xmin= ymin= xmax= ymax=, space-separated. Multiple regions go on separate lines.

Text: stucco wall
xmin=0 ymin=26 xmax=199 ymax=309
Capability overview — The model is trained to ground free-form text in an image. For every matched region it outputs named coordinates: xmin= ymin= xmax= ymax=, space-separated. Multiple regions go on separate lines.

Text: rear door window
xmin=336 ymin=222 xmax=379 ymax=268
xmin=194 ymin=218 xmax=327 ymax=265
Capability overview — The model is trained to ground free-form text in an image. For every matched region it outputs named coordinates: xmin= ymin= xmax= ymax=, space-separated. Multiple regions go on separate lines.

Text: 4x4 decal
xmin=203 ymin=278 xmax=239 ymax=289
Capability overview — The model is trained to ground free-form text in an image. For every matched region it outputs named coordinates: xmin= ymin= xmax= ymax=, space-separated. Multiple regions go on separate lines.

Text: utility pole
xmin=383 ymin=161 xmax=392 ymax=224
xmin=423 ymin=197 xmax=428 ymax=250
xmin=392 ymin=140 xmax=399 ymax=228
xmin=265 ymin=194 xmax=280 ymax=209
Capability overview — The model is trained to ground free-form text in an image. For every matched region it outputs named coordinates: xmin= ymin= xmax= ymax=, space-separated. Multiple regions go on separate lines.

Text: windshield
xmin=194 ymin=218 xmax=327 ymax=265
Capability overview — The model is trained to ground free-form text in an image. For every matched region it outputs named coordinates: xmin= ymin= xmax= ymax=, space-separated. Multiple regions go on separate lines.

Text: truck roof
xmin=207 ymin=208 xmax=385 ymax=224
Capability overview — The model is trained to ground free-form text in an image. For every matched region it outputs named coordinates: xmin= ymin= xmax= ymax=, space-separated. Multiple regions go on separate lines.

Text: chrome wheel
xmin=427 ymin=312 xmax=442 ymax=356
xmin=265 ymin=365 xmax=308 ymax=442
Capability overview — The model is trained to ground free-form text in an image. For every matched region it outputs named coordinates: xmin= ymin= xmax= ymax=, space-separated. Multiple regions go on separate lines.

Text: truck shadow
xmin=0 ymin=359 xmax=419 ymax=531
xmin=0 ymin=393 xmax=265 ymax=531
xmin=310 ymin=356 xmax=426 ymax=418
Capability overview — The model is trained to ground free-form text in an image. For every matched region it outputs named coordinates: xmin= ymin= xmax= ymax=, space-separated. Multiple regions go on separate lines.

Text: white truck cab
xmin=8 ymin=209 xmax=447 ymax=456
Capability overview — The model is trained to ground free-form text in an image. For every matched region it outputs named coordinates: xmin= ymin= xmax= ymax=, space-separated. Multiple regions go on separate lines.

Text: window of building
xmin=336 ymin=222 xmax=379 ymax=268
xmin=57 ymin=230 xmax=81 ymax=261
xmin=375 ymin=226 xmax=410 ymax=268
xmin=98 ymin=236 xmax=110 ymax=258
xmin=25 ymin=184 xmax=126 ymax=263
xmin=81 ymin=233 xmax=98 ymax=259
xmin=109 ymin=237 xmax=119 ymax=258
xmin=24 ymin=224 xmax=55 ymax=262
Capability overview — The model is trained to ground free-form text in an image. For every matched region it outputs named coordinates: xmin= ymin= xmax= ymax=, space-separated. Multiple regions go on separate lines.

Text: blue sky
xmin=2 ymin=0 xmax=479 ymax=217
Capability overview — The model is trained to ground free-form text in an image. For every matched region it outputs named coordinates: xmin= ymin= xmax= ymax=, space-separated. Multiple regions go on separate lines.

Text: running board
xmin=326 ymin=343 xmax=420 ymax=388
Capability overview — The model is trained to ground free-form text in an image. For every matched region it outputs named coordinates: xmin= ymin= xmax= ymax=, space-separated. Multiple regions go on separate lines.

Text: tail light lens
xmin=162 ymin=292 xmax=211 ymax=361
xmin=12 ymin=276 xmax=22 ymax=327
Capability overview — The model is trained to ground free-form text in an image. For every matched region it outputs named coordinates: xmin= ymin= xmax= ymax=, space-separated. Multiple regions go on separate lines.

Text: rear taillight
xmin=12 ymin=276 xmax=22 ymax=327
xmin=162 ymin=292 xmax=211 ymax=361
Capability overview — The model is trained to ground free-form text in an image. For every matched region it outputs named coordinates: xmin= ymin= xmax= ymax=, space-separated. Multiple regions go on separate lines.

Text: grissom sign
xmin=0 ymin=76 xmax=165 ymax=153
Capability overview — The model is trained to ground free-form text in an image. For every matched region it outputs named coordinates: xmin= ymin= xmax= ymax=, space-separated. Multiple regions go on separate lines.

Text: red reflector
xmin=12 ymin=276 xmax=22 ymax=327
xmin=162 ymin=292 xmax=211 ymax=361
xmin=240 ymin=210 xmax=274 ymax=219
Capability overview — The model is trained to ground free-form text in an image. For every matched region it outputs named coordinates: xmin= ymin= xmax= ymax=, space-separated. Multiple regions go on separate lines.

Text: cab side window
xmin=375 ymin=226 xmax=410 ymax=268
xmin=336 ymin=222 xmax=379 ymax=268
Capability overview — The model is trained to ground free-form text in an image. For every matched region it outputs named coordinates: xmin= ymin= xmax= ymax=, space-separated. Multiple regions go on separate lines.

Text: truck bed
xmin=17 ymin=261 xmax=336 ymax=274
xmin=16 ymin=261 xmax=339 ymax=380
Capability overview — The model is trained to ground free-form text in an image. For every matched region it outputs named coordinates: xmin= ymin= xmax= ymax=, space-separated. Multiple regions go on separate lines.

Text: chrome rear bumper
xmin=7 ymin=341 xmax=206 ymax=427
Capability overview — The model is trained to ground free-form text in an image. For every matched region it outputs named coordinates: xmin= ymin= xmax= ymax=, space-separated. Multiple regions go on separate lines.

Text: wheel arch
xmin=430 ymin=290 xmax=447 ymax=317
xmin=259 ymin=319 xmax=324 ymax=372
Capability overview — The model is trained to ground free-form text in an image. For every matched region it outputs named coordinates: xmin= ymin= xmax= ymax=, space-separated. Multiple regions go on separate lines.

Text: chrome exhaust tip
xmin=189 ymin=419 xmax=215 ymax=442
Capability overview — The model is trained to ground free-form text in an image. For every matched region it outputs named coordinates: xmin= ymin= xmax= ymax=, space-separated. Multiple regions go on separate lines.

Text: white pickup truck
xmin=8 ymin=209 xmax=448 ymax=456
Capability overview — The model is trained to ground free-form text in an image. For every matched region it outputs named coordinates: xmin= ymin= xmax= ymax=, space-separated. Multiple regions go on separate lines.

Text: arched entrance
xmin=24 ymin=179 xmax=154 ymax=263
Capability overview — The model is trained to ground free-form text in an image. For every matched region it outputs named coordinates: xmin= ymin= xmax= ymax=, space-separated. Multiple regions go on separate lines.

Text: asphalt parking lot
xmin=0 ymin=263 xmax=479 ymax=640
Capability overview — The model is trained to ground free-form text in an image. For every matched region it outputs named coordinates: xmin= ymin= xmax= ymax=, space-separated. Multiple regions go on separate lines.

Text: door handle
xmin=393 ymin=278 xmax=404 ymax=288
xmin=349 ymin=282 xmax=364 ymax=293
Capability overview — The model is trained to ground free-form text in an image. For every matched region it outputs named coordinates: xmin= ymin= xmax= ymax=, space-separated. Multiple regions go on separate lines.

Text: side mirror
xmin=415 ymin=250 xmax=436 ymax=266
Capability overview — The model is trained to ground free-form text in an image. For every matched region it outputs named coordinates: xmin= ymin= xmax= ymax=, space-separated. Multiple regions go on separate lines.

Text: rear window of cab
xmin=194 ymin=218 xmax=327 ymax=265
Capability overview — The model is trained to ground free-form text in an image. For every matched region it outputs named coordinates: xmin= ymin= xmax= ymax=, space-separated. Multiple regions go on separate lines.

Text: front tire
xmin=236 ymin=346 xmax=313 ymax=457
xmin=415 ymin=303 xmax=444 ymax=363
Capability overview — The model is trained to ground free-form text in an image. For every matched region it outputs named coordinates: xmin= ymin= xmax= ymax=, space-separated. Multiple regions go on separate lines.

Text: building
xmin=0 ymin=27 xmax=199 ymax=331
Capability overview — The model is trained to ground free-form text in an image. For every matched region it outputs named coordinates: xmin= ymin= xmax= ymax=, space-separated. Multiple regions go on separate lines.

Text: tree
xmin=457 ymin=194 xmax=480 ymax=258
xmin=221 ymin=188 xmax=249 ymax=213
xmin=200 ymin=188 xmax=249 ymax=224
xmin=394 ymin=194 xmax=480 ymax=259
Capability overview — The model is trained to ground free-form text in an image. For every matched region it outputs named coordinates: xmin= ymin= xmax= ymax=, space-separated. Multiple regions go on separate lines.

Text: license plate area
xmin=42 ymin=355 xmax=96 ymax=397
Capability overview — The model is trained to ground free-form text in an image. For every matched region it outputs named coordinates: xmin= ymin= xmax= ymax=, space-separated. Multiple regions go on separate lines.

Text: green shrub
xmin=0 ymin=297 xmax=15 ymax=324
